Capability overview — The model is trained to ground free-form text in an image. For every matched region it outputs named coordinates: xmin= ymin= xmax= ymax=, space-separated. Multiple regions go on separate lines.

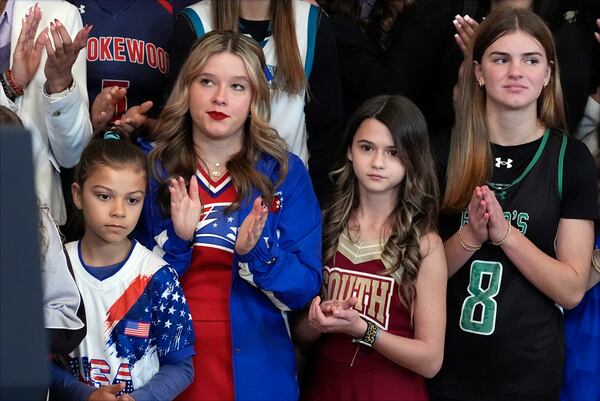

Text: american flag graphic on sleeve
xmin=124 ymin=320 xmax=150 ymax=338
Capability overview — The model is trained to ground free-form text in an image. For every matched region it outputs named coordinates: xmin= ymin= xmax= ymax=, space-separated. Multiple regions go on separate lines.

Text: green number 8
xmin=460 ymin=260 xmax=503 ymax=335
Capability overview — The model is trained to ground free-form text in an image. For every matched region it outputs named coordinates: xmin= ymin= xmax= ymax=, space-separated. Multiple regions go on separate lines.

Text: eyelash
xmin=359 ymin=144 xmax=398 ymax=156
xmin=492 ymin=57 xmax=540 ymax=65
xmin=200 ymin=78 xmax=245 ymax=91
xmin=95 ymin=193 xmax=141 ymax=205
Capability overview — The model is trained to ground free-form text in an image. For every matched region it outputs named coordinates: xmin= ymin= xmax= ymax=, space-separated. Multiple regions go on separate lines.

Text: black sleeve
xmin=561 ymin=136 xmax=599 ymax=220
xmin=167 ymin=11 xmax=199 ymax=97
xmin=305 ymin=10 xmax=344 ymax=206
xmin=554 ymin=21 xmax=595 ymax=133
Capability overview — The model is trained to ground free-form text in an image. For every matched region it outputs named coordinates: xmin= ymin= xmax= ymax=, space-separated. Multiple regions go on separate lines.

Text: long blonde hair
xmin=211 ymin=0 xmax=307 ymax=93
xmin=150 ymin=31 xmax=289 ymax=214
xmin=323 ymin=95 xmax=439 ymax=312
xmin=443 ymin=7 xmax=566 ymax=213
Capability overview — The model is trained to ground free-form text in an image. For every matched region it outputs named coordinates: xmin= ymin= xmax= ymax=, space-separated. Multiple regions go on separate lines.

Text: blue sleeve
xmin=134 ymin=139 xmax=193 ymax=276
xmin=50 ymin=362 xmax=95 ymax=401
xmin=236 ymin=155 xmax=323 ymax=311
xmin=151 ymin=266 xmax=195 ymax=364
xmin=128 ymin=357 xmax=194 ymax=401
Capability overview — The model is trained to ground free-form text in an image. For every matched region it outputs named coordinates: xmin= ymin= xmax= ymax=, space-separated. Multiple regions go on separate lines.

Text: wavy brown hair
xmin=150 ymin=31 xmax=288 ymax=214
xmin=211 ymin=0 xmax=307 ymax=93
xmin=443 ymin=7 xmax=566 ymax=213
xmin=323 ymin=95 xmax=439 ymax=312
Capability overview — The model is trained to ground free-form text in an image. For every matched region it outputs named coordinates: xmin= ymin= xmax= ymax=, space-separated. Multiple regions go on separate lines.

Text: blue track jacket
xmin=134 ymin=148 xmax=322 ymax=400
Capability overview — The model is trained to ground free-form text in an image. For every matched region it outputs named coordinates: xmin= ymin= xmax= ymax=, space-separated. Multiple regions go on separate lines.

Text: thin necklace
xmin=199 ymin=157 xmax=226 ymax=178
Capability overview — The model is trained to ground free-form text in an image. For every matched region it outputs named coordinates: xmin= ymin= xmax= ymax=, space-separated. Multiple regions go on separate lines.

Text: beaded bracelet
xmin=5 ymin=69 xmax=24 ymax=97
xmin=491 ymin=222 xmax=512 ymax=246
xmin=592 ymin=249 xmax=600 ymax=276
xmin=0 ymin=71 xmax=15 ymax=101
xmin=457 ymin=226 xmax=481 ymax=252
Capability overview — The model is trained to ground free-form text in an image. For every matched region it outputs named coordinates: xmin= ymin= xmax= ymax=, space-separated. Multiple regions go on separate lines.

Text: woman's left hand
xmin=44 ymin=20 xmax=91 ymax=94
xmin=481 ymin=185 xmax=510 ymax=243
xmin=235 ymin=197 xmax=268 ymax=255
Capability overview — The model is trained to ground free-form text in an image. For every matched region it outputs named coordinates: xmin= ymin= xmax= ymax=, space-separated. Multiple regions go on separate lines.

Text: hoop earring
xmin=543 ymin=80 xmax=549 ymax=88
xmin=478 ymin=80 xmax=484 ymax=87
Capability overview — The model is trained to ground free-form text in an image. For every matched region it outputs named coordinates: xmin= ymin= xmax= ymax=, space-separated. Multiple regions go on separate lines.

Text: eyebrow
xmin=199 ymin=72 xmax=249 ymax=81
xmin=91 ymin=186 xmax=145 ymax=196
xmin=356 ymin=139 xmax=395 ymax=148
xmin=489 ymin=51 xmax=544 ymax=57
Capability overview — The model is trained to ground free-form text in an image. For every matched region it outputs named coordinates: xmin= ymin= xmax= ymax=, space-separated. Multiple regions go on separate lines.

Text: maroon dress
xmin=305 ymin=232 xmax=428 ymax=401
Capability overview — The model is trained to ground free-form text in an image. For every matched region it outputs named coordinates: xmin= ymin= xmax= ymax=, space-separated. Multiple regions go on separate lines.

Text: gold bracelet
xmin=591 ymin=249 xmax=600 ymax=275
xmin=491 ymin=222 xmax=512 ymax=246
xmin=457 ymin=226 xmax=481 ymax=252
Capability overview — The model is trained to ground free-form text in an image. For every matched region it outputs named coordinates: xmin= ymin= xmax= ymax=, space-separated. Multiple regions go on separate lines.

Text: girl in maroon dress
xmin=294 ymin=95 xmax=447 ymax=401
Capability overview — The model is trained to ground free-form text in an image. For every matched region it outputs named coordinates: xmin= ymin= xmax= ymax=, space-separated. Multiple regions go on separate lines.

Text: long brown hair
xmin=211 ymin=0 xmax=307 ymax=93
xmin=443 ymin=7 xmax=566 ymax=213
xmin=323 ymin=95 xmax=439 ymax=312
xmin=150 ymin=31 xmax=289 ymax=214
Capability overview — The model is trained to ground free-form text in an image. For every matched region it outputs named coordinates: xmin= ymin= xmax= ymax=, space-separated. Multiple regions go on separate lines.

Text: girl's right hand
xmin=463 ymin=186 xmax=489 ymax=244
xmin=308 ymin=296 xmax=367 ymax=338
xmin=88 ymin=383 xmax=124 ymax=401
xmin=169 ymin=176 xmax=202 ymax=242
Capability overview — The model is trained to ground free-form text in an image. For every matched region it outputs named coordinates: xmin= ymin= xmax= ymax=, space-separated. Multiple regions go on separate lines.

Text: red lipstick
xmin=207 ymin=111 xmax=229 ymax=120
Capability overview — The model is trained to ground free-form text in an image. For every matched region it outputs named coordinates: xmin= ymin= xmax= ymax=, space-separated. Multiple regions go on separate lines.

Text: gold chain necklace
xmin=199 ymin=157 xmax=226 ymax=178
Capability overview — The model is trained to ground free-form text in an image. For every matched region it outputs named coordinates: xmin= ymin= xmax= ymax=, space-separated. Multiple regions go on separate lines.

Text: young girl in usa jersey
xmin=50 ymin=130 xmax=195 ymax=401
xmin=294 ymin=95 xmax=447 ymax=401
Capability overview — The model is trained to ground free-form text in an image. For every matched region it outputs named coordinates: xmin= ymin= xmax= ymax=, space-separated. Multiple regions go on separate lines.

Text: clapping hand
xmin=44 ymin=19 xmax=91 ymax=94
xmin=307 ymin=295 xmax=367 ymax=338
xmin=11 ymin=4 xmax=46 ymax=89
xmin=453 ymin=14 xmax=479 ymax=57
xmin=114 ymin=100 xmax=153 ymax=133
xmin=235 ymin=197 xmax=268 ymax=256
xmin=91 ymin=86 xmax=127 ymax=130
xmin=169 ymin=176 xmax=202 ymax=242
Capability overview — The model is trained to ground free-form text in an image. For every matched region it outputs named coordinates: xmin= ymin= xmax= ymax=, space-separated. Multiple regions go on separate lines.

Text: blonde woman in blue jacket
xmin=135 ymin=30 xmax=322 ymax=401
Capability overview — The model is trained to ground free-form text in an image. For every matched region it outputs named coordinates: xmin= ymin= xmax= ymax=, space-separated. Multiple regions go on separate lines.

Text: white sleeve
xmin=42 ymin=4 xmax=92 ymax=168
xmin=40 ymin=208 xmax=84 ymax=331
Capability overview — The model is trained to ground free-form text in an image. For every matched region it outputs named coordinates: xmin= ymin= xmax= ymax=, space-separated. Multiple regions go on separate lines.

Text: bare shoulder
xmin=418 ymin=232 xmax=447 ymax=280
xmin=419 ymin=231 xmax=443 ymax=258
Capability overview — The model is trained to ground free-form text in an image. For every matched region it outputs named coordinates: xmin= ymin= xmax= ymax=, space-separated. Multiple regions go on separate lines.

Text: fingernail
xmin=453 ymin=19 xmax=458 ymax=26
xmin=464 ymin=15 xmax=470 ymax=21
xmin=455 ymin=14 xmax=461 ymax=19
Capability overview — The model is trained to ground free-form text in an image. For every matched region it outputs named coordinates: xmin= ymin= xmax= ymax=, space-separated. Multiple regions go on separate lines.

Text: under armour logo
xmin=77 ymin=4 xmax=85 ymax=14
xmin=495 ymin=157 xmax=512 ymax=168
